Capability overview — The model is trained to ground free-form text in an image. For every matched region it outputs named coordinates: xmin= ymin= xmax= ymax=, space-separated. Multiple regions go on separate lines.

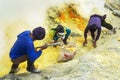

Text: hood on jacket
xmin=17 ymin=31 xmax=31 ymax=38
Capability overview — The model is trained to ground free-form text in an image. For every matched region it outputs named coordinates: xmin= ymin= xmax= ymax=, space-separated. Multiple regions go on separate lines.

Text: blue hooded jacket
xmin=9 ymin=31 xmax=42 ymax=62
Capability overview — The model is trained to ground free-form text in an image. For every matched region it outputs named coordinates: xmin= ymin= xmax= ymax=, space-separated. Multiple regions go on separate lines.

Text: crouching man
xmin=83 ymin=14 xmax=116 ymax=48
xmin=51 ymin=24 xmax=71 ymax=45
xmin=9 ymin=27 xmax=48 ymax=74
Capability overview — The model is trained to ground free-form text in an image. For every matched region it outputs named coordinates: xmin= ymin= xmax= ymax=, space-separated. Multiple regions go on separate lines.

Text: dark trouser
xmin=10 ymin=55 xmax=28 ymax=72
xmin=89 ymin=25 xmax=97 ymax=40
xmin=90 ymin=31 xmax=95 ymax=40
xmin=10 ymin=55 xmax=39 ymax=73
xmin=102 ymin=21 xmax=113 ymax=30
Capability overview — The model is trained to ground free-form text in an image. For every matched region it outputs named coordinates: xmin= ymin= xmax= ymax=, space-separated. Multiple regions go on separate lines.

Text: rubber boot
xmin=26 ymin=60 xmax=41 ymax=73
xmin=9 ymin=64 xmax=19 ymax=74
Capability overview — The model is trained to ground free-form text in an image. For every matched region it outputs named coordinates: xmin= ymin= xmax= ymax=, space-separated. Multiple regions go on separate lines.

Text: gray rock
xmin=112 ymin=10 xmax=120 ymax=18
xmin=104 ymin=3 xmax=113 ymax=11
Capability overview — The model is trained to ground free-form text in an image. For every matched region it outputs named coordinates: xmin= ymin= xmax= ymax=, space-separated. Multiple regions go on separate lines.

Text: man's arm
xmin=83 ymin=26 xmax=89 ymax=46
xmin=92 ymin=29 xmax=101 ymax=48
xmin=84 ymin=26 xmax=89 ymax=40
xmin=101 ymin=20 xmax=113 ymax=30
xmin=94 ymin=29 xmax=101 ymax=42
xmin=26 ymin=41 xmax=42 ymax=62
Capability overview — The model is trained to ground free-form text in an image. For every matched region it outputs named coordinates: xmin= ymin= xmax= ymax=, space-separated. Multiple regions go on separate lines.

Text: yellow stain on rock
xmin=56 ymin=4 xmax=87 ymax=31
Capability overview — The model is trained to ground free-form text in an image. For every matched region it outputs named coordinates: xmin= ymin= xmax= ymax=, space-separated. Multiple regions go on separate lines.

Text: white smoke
xmin=0 ymin=0 xmax=73 ymax=54
xmin=0 ymin=0 xmax=70 ymax=60
xmin=0 ymin=0 xmax=106 ymax=59
xmin=0 ymin=25 xmax=5 ymax=60
xmin=77 ymin=0 xmax=106 ymax=19
xmin=0 ymin=0 xmax=74 ymax=26
xmin=0 ymin=0 xmax=106 ymax=24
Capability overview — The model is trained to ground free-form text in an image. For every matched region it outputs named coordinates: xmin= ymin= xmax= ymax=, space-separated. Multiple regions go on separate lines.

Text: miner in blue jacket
xmin=83 ymin=14 xmax=116 ymax=48
xmin=9 ymin=27 xmax=48 ymax=74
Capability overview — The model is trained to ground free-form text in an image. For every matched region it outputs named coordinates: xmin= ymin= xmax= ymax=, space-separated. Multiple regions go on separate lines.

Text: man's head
xmin=32 ymin=27 xmax=45 ymax=40
xmin=56 ymin=25 xmax=64 ymax=33
xmin=56 ymin=25 xmax=65 ymax=38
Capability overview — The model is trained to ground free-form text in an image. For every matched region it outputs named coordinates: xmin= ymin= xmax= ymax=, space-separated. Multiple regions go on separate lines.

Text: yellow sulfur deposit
xmin=117 ymin=38 xmax=120 ymax=41
xmin=65 ymin=47 xmax=75 ymax=51
xmin=0 ymin=4 xmax=86 ymax=77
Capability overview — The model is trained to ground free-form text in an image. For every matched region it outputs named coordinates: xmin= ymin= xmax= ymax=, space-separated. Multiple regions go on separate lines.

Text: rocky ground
xmin=1 ymin=0 xmax=120 ymax=80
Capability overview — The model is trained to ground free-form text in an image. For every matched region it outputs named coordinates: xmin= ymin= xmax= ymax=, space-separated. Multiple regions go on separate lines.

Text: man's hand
xmin=83 ymin=39 xmax=87 ymax=47
xmin=40 ymin=43 xmax=48 ymax=50
xmin=92 ymin=41 xmax=97 ymax=48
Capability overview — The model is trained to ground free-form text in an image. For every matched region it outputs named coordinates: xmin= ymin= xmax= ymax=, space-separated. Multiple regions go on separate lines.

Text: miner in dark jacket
xmin=83 ymin=14 xmax=115 ymax=48
xmin=9 ymin=27 xmax=48 ymax=74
